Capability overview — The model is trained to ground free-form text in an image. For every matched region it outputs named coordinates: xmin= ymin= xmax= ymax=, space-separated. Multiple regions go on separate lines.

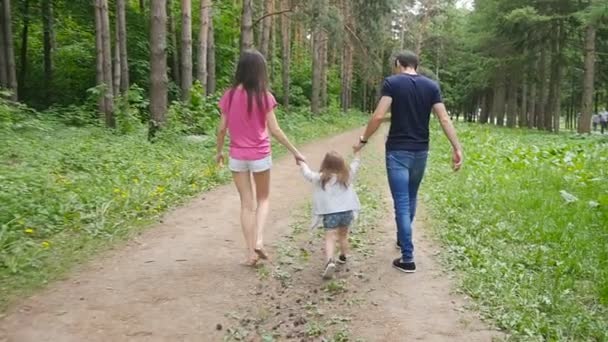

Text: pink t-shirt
xmin=218 ymin=88 xmax=277 ymax=161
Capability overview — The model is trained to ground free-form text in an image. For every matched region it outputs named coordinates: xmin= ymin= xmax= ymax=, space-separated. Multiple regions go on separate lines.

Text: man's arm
xmin=354 ymin=96 xmax=392 ymax=151
xmin=433 ymin=102 xmax=463 ymax=171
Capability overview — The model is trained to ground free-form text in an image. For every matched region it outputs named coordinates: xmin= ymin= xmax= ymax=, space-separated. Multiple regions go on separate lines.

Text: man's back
xmin=382 ymin=74 xmax=442 ymax=151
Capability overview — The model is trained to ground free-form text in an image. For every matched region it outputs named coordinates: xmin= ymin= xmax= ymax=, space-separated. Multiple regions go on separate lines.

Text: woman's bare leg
xmin=232 ymin=171 xmax=257 ymax=264
xmin=252 ymin=170 xmax=270 ymax=255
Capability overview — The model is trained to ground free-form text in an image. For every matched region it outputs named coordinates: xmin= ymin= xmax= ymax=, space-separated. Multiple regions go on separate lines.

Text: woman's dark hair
xmin=319 ymin=151 xmax=350 ymax=190
xmin=394 ymin=51 xmax=419 ymax=70
xmin=228 ymin=49 xmax=270 ymax=116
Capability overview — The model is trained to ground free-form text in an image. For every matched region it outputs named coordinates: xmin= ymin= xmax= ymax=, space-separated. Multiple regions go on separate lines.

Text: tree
xmin=150 ymin=0 xmax=168 ymax=134
xmin=259 ymin=0 xmax=273 ymax=58
xmin=240 ymin=0 xmax=254 ymax=51
xmin=207 ymin=8 xmax=216 ymax=95
xmin=95 ymin=0 xmax=115 ymax=127
xmin=42 ymin=0 xmax=54 ymax=96
xmin=197 ymin=0 xmax=211 ymax=89
xmin=117 ymin=0 xmax=129 ymax=93
xmin=340 ymin=0 xmax=354 ymax=111
xmin=18 ymin=0 xmax=30 ymax=97
xmin=280 ymin=0 xmax=290 ymax=107
xmin=180 ymin=0 xmax=193 ymax=100
xmin=1 ymin=0 xmax=18 ymax=100
xmin=579 ymin=24 xmax=595 ymax=134
xmin=311 ymin=0 xmax=327 ymax=114
xmin=167 ymin=0 xmax=180 ymax=85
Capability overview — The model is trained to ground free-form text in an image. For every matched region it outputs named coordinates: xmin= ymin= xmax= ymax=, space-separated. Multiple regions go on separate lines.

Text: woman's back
xmin=219 ymin=88 xmax=277 ymax=161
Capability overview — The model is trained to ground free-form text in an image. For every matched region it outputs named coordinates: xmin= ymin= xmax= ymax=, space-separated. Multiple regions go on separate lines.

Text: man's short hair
xmin=394 ymin=51 xmax=419 ymax=69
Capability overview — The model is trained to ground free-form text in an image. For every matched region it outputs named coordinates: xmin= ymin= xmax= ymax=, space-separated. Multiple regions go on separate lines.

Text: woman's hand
xmin=294 ymin=151 xmax=306 ymax=165
xmin=216 ymin=153 xmax=225 ymax=168
xmin=452 ymin=148 xmax=463 ymax=171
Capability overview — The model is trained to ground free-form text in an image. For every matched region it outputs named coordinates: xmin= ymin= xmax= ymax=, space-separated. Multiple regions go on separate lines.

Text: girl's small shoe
xmin=337 ymin=254 xmax=347 ymax=264
xmin=322 ymin=259 xmax=336 ymax=279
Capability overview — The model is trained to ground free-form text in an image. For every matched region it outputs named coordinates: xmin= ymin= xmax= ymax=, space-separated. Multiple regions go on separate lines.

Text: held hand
xmin=452 ymin=148 xmax=463 ymax=171
xmin=353 ymin=142 xmax=365 ymax=153
xmin=294 ymin=152 xmax=307 ymax=165
xmin=216 ymin=153 xmax=225 ymax=168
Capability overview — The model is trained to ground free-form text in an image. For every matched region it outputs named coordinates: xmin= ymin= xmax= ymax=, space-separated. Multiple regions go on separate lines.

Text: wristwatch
xmin=359 ymin=136 xmax=368 ymax=144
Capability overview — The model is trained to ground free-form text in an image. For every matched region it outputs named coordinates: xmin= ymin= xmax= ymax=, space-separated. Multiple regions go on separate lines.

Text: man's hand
xmin=452 ymin=148 xmax=463 ymax=171
xmin=353 ymin=142 xmax=365 ymax=153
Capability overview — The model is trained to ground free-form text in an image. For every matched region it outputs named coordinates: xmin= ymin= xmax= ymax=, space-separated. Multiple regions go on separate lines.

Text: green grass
xmin=0 ymin=109 xmax=366 ymax=309
xmin=424 ymin=122 xmax=608 ymax=340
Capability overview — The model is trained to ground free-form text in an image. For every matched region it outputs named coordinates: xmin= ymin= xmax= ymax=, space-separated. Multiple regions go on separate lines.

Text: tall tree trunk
xmin=0 ymin=2 xmax=7 ymax=89
xmin=117 ymin=0 xmax=129 ymax=93
xmin=197 ymin=0 xmax=211 ymax=89
xmin=551 ymin=24 xmax=563 ymax=133
xmin=180 ymin=0 xmax=192 ymax=100
xmin=492 ymin=79 xmax=506 ymax=126
xmin=2 ymin=0 xmax=18 ymax=100
xmin=167 ymin=0 xmax=180 ymax=85
xmin=206 ymin=13 xmax=216 ymax=95
xmin=113 ymin=19 xmax=121 ymax=94
xmin=100 ymin=0 xmax=115 ymax=127
xmin=240 ymin=0 xmax=254 ymax=52
xmin=538 ymin=47 xmax=549 ymax=130
xmin=42 ymin=0 xmax=54 ymax=98
xmin=18 ymin=0 xmax=29 ymax=97
xmin=311 ymin=0 xmax=326 ymax=114
xmin=259 ymin=0 xmax=273 ymax=58
xmin=506 ymin=79 xmax=517 ymax=128
xmin=140 ymin=0 xmax=145 ymax=12
xmin=579 ymin=24 xmax=595 ymax=134
xmin=320 ymin=31 xmax=328 ymax=109
xmin=94 ymin=0 xmax=104 ymax=113
xmin=150 ymin=0 xmax=168 ymax=135
xmin=528 ymin=52 xmax=538 ymax=129
xmin=280 ymin=0 xmax=290 ymax=107
xmin=340 ymin=0 xmax=353 ymax=112
xmin=520 ymin=73 xmax=528 ymax=128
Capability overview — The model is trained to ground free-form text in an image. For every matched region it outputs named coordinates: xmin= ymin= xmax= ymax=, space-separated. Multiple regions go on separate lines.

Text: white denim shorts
xmin=229 ymin=155 xmax=272 ymax=173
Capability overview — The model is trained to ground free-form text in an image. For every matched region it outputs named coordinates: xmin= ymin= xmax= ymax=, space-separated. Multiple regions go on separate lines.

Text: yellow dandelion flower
xmin=113 ymin=188 xmax=121 ymax=194
xmin=133 ymin=178 xmax=139 ymax=184
xmin=24 ymin=228 xmax=34 ymax=234
xmin=41 ymin=241 xmax=51 ymax=248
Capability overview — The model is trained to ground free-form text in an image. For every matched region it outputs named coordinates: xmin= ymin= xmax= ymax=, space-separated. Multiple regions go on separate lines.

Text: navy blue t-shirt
xmin=381 ymin=74 xmax=442 ymax=151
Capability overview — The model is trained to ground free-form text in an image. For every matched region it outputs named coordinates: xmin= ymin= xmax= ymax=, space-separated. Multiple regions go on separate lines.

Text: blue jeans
xmin=386 ymin=150 xmax=428 ymax=262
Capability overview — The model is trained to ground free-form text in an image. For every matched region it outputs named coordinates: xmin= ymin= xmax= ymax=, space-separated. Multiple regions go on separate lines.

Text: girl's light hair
xmin=319 ymin=151 xmax=350 ymax=190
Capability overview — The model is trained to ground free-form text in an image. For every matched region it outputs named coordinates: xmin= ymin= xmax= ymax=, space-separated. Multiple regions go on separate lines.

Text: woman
xmin=216 ymin=50 xmax=305 ymax=266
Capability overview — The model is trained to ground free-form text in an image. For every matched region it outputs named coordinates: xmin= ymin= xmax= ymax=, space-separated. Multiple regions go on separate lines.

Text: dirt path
xmin=0 ymin=128 xmax=500 ymax=342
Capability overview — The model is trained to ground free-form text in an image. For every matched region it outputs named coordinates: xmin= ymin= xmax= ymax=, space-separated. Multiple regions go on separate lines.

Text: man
xmin=600 ymin=108 xmax=608 ymax=134
xmin=592 ymin=113 xmax=600 ymax=132
xmin=354 ymin=51 xmax=463 ymax=273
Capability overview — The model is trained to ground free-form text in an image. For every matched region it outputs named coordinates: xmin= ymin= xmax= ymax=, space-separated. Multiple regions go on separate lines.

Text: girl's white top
xmin=299 ymin=157 xmax=361 ymax=229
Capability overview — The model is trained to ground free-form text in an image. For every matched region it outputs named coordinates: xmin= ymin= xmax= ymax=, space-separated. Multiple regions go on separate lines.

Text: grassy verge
xmin=0 ymin=109 xmax=366 ymax=310
xmin=423 ymin=122 xmax=608 ymax=340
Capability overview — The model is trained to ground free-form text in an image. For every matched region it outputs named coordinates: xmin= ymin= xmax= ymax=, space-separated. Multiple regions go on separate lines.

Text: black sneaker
xmin=322 ymin=259 xmax=336 ymax=279
xmin=392 ymin=258 xmax=416 ymax=273
xmin=337 ymin=254 xmax=347 ymax=264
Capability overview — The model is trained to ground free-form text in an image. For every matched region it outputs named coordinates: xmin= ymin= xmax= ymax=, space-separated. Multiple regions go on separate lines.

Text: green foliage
xmin=0 ymin=107 xmax=366 ymax=309
xmin=162 ymin=83 xmax=221 ymax=137
xmin=424 ymin=122 xmax=608 ymax=340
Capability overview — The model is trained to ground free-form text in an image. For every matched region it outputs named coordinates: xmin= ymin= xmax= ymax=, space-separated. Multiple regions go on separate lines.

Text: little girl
xmin=299 ymin=150 xmax=361 ymax=279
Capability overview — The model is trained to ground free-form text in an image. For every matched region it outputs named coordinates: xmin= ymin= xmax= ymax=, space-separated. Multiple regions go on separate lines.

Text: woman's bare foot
xmin=241 ymin=254 xmax=259 ymax=267
xmin=254 ymin=248 xmax=270 ymax=260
